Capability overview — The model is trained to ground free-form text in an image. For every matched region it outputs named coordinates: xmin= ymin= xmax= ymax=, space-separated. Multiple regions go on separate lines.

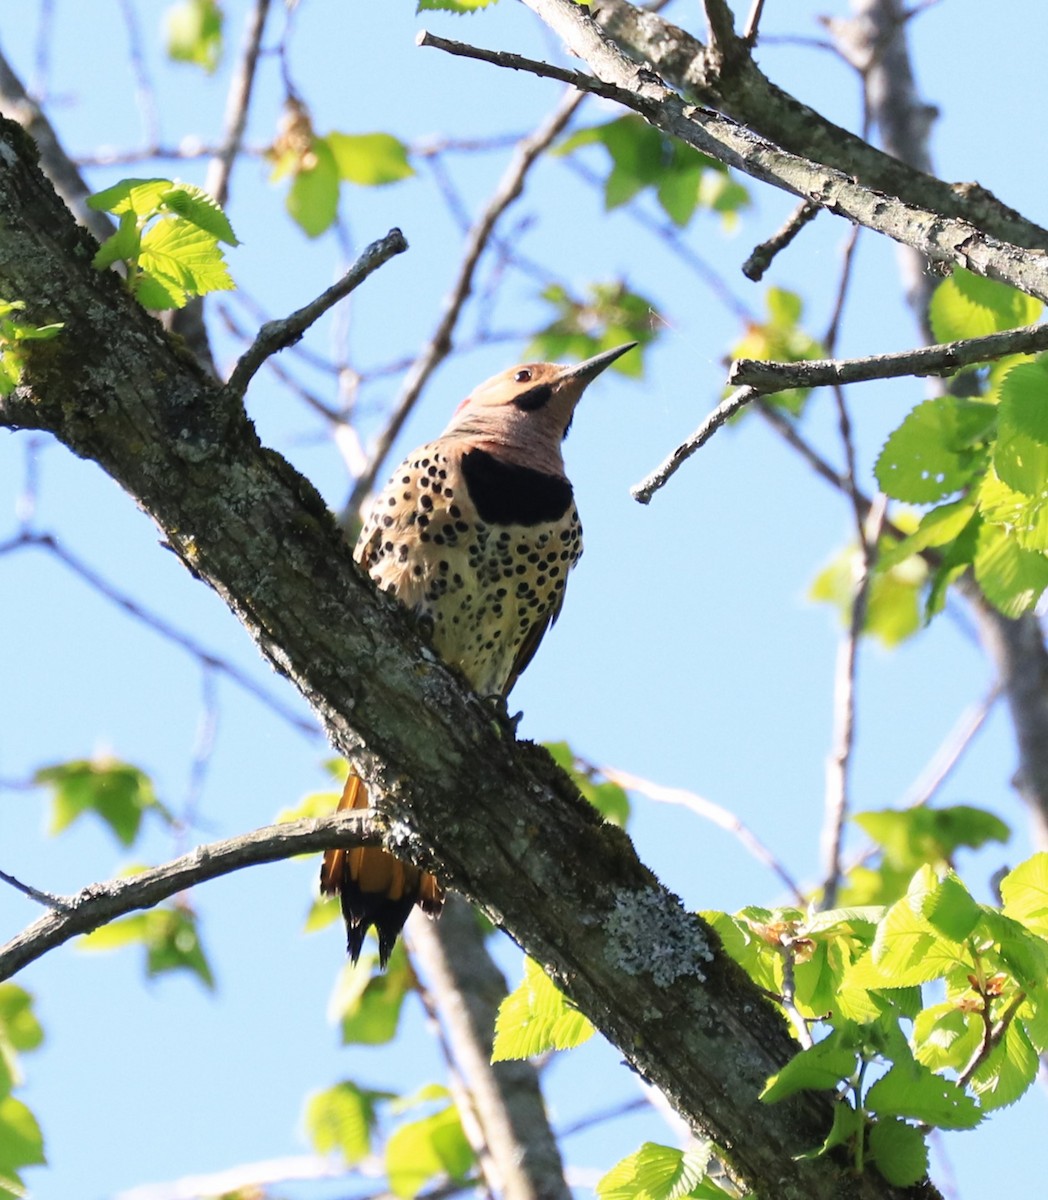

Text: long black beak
xmin=560 ymin=341 xmax=638 ymax=384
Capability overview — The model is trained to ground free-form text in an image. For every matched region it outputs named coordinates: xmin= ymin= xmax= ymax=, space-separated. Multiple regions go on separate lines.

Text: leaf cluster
xmin=0 ymin=987 xmax=45 ymax=1198
xmin=88 ymin=178 xmax=239 ymax=310
xmin=268 ymin=101 xmax=414 ymax=238
xmin=872 ymin=271 xmax=1048 ymax=618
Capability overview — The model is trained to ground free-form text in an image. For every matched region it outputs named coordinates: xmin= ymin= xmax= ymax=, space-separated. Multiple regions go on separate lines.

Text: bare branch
xmin=631 ymin=385 xmax=757 ymax=505
xmin=742 ymin=199 xmax=819 ymax=282
xmin=593 ymin=763 xmax=806 ymax=905
xmin=510 ymin=0 xmax=1048 ymax=301
xmin=205 ymin=0 xmax=273 ymax=208
xmin=632 ymin=321 xmax=1048 ymax=502
xmin=899 ymin=685 xmax=1000 ymax=809
xmin=409 ymin=897 xmax=571 ymax=1200
xmin=742 ymin=0 xmax=767 ymax=46
xmin=0 ymin=812 xmax=380 ymax=983
xmin=0 ymin=531 xmax=320 ymax=737
xmin=223 ymin=228 xmax=409 ymax=402
xmin=0 ymin=868 xmax=68 ymax=910
xmin=820 ymin=493 xmax=887 ymax=910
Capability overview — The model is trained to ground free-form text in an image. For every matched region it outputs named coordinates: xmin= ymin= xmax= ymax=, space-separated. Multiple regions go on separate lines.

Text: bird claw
xmin=481 ymin=694 xmax=523 ymax=737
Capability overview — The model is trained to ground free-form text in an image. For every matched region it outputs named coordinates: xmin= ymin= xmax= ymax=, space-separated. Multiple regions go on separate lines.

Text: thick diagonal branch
xmin=0 ymin=119 xmax=932 ymax=1200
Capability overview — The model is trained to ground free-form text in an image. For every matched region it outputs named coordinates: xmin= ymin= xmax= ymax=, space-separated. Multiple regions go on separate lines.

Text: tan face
xmin=444 ymin=343 xmax=638 ymax=448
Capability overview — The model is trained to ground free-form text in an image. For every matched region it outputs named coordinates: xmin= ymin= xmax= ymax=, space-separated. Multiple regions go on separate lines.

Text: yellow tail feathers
xmin=320 ymin=773 xmax=443 ymax=966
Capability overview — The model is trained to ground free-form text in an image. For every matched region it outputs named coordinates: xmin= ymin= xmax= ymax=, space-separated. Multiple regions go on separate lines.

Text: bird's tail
xmin=320 ymin=772 xmax=444 ymax=966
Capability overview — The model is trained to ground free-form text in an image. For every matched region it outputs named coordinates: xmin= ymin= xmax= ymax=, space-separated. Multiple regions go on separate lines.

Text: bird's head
xmin=441 ymin=342 xmax=637 ymax=472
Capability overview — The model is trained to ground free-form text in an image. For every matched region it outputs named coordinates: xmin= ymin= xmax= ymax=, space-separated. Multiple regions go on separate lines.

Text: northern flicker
xmin=320 ymin=341 xmax=637 ymax=964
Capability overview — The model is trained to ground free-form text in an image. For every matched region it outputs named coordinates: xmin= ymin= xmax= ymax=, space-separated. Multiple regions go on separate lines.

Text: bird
xmin=320 ymin=341 xmax=637 ymax=965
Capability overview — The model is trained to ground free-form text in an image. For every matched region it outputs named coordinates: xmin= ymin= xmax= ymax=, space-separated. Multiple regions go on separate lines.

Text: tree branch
xmin=0 ymin=116 xmax=932 ymax=1200
xmin=409 ymin=898 xmax=571 ymax=1200
xmin=592 ymin=0 xmax=1048 ymax=253
xmin=631 ymin=321 xmax=1048 ymax=502
xmin=0 ymin=812 xmax=380 ymax=981
xmin=427 ymin=12 xmax=1048 ymax=305
xmin=223 ymin=228 xmax=409 ymax=401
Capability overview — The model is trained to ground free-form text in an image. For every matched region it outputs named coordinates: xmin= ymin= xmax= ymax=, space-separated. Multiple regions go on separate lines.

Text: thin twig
xmin=820 ymin=486 xmax=887 ymax=911
xmin=0 ymin=869 xmax=69 ymax=910
xmin=116 ymin=0 xmax=161 ymax=149
xmin=224 ymin=228 xmax=409 ymax=401
xmin=631 ymin=321 xmax=1048 ymax=502
xmin=899 ymin=684 xmax=1000 ymax=809
xmin=957 ymin=988 xmax=1027 ymax=1090
xmin=592 ymin=763 xmax=806 ymax=904
xmin=344 ymin=86 xmax=585 ymax=518
xmin=631 ymin=386 xmax=759 ymax=505
xmin=823 ymin=223 xmax=863 ymax=354
xmin=742 ymin=0 xmax=767 ymax=45
xmin=0 ymin=531 xmax=319 ymax=737
xmin=0 ymin=811 xmax=380 ymax=982
xmin=778 ymin=937 xmax=815 ymax=1048
xmin=733 ymin=322 xmax=1048 ymax=390
xmin=205 ymin=0 xmax=273 ymax=208
xmin=742 ymin=200 xmax=819 ymax=282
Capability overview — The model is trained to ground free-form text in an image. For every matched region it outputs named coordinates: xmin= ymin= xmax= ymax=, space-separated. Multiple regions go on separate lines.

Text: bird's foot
xmin=481 ymin=693 xmax=523 ymax=737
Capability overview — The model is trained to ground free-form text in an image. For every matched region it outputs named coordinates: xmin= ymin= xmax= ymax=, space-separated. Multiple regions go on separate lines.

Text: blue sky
xmin=2 ymin=1 xmax=1047 ymax=1197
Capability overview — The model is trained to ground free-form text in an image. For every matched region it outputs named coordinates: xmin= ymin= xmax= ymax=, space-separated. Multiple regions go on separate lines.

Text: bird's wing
xmin=502 ymin=586 xmax=567 ymax=697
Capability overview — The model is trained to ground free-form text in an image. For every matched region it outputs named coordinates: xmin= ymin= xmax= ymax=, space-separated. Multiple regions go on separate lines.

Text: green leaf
xmin=913 ymin=1002 xmax=982 ymax=1073
xmin=597 ymin=1142 xmax=714 ymax=1200
xmin=978 ymin=465 xmax=1048 ymax=552
xmin=809 ymin=540 xmax=925 ymax=648
xmin=160 ymin=183 xmax=239 ymax=245
xmin=87 ymin=178 xmax=173 ymax=217
xmin=544 ymin=742 xmax=630 ymax=826
xmin=761 ymin=1024 xmax=860 ymax=1103
xmin=796 ymin=1098 xmax=864 ymax=1161
xmin=92 ymin=210 xmax=142 ymax=271
xmin=847 ymin=868 xmax=971 ymax=990
xmin=165 ymin=0 xmax=224 ymax=72
xmin=0 ymin=1096 xmax=45 ymax=1189
xmin=80 ymin=907 xmax=215 ymax=989
xmin=865 ymin=1058 xmax=981 ymax=1129
xmin=417 ymin=0 xmax=499 ymax=9
xmin=492 ymin=956 xmax=595 ymax=1061
xmin=325 ymin=132 xmax=414 ymax=186
xmin=969 ymin=1017 xmax=1038 ymax=1111
xmin=385 ymin=1101 xmax=474 ymax=1198
xmin=700 ymin=910 xmax=782 ymax=996
xmin=0 ymin=989 xmax=42 ymax=1056
xmin=557 ymin=115 xmax=735 ymax=230
xmin=918 ymin=872 xmax=981 ymax=942
xmin=994 ymin=360 xmax=1048 ymax=494
xmin=138 ymin=218 xmax=234 ymax=306
xmin=875 ymin=396 xmax=994 ymax=502
xmin=287 ymin=138 xmax=340 ymax=237
xmin=973 ymin=520 xmax=1048 ymax=616
xmin=36 ymin=758 xmax=160 ymax=847
xmin=528 ymin=282 xmax=658 ymax=377
xmin=868 ymin=1119 xmax=928 ymax=1187
xmin=877 ymin=498 xmax=979 ymax=570
xmin=330 ymin=941 xmax=414 ymax=1045
xmin=854 ymin=805 xmax=1008 ymax=873
xmin=304 ymin=1081 xmax=381 ymax=1165
xmin=928 ymin=268 xmax=1042 ymax=341
xmin=729 ymin=288 xmax=823 ymax=415
xmin=1000 ymin=852 xmax=1048 ymax=937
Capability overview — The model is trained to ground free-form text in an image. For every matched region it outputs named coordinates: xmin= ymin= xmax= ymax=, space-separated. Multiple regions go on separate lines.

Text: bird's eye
xmin=514 ymin=368 xmax=532 ymax=383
